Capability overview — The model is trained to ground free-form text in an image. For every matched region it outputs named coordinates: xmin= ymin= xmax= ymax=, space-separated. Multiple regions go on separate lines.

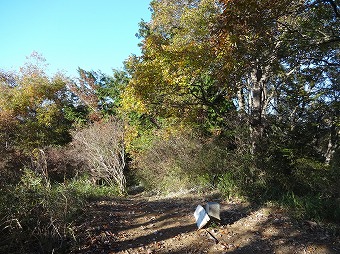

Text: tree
xmin=0 ymin=52 xmax=72 ymax=152
xmin=123 ymin=0 xmax=229 ymax=125
xmin=126 ymin=0 xmax=339 ymax=161
xmin=214 ymin=0 xmax=339 ymax=155
xmin=67 ymin=68 xmax=129 ymax=123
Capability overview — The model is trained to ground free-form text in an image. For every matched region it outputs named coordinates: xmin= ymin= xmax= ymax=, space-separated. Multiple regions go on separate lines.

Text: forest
xmin=0 ymin=0 xmax=339 ymax=253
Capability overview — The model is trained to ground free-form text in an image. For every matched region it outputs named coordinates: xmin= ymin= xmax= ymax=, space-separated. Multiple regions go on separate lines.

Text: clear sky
xmin=0 ymin=0 xmax=152 ymax=77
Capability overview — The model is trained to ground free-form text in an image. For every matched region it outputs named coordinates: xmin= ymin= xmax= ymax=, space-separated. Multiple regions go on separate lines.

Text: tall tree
xmin=214 ymin=0 xmax=339 ymax=152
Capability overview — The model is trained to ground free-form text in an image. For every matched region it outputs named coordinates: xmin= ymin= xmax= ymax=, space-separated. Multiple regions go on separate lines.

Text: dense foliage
xmin=0 ymin=0 xmax=339 ymax=252
xmin=123 ymin=0 xmax=339 ymax=219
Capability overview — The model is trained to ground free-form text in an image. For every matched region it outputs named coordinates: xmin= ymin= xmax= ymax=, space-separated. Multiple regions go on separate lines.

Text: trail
xmin=71 ymin=192 xmax=340 ymax=253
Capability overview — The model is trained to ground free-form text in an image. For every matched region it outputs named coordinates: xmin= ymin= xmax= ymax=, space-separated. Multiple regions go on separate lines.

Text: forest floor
xmin=71 ymin=191 xmax=340 ymax=254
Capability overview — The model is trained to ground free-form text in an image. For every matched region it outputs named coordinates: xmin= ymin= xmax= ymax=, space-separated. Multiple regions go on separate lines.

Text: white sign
xmin=194 ymin=205 xmax=210 ymax=229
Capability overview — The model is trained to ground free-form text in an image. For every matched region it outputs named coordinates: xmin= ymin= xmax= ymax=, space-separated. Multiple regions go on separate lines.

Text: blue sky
xmin=0 ymin=0 xmax=151 ymax=77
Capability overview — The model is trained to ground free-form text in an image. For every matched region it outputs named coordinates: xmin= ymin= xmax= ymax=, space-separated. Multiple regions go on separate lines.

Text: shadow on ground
xmin=71 ymin=192 xmax=340 ymax=254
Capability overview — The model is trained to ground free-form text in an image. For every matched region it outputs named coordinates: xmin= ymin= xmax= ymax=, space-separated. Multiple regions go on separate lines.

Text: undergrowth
xmin=0 ymin=169 xmax=121 ymax=254
xmin=132 ymin=126 xmax=340 ymax=225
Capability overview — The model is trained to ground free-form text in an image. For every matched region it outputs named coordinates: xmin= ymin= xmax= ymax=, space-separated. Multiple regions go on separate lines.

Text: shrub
xmin=133 ymin=128 xmax=231 ymax=194
xmin=72 ymin=118 xmax=127 ymax=194
xmin=43 ymin=146 xmax=86 ymax=182
xmin=281 ymin=192 xmax=340 ymax=223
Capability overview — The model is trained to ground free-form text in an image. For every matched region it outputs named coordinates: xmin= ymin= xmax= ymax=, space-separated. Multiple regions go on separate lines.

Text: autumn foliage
xmin=0 ymin=1 xmax=339 ymax=252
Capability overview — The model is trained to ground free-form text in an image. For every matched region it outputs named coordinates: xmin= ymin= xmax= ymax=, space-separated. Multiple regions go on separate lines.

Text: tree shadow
xmin=219 ymin=215 xmax=340 ymax=254
xmin=72 ymin=194 xmax=252 ymax=253
xmin=72 ymin=194 xmax=340 ymax=253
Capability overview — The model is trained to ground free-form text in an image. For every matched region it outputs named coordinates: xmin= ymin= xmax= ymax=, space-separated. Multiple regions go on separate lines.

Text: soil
xmin=71 ymin=191 xmax=340 ymax=254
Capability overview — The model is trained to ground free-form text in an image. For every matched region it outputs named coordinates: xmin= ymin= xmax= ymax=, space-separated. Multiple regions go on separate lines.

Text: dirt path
xmin=71 ymin=192 xmax=340 ymax=254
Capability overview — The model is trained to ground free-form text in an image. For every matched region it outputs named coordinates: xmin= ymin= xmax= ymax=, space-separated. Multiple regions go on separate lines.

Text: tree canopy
xmin=0 ymin=52 xmax=72 ymax=152
xmin=123 ymin=0 xmax=339 ymax=159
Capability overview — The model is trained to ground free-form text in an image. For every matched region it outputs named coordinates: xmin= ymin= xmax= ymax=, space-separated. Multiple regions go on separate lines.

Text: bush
xmin=72 ymin=118 xmax=127 ymax=194
xmin=133 ymin=128 xmax=232 ymax=194
xmin=281 ymin=192 xmax=340 ymax=223
xmin=43 ymin=146 xmax=86 ymax=182
xmin=64 ymin=175 xmax=121 ymax=200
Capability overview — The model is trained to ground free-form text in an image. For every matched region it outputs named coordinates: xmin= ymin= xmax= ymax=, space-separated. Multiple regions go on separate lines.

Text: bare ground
xmin=71 ymin=191 xmax=340 ymax=254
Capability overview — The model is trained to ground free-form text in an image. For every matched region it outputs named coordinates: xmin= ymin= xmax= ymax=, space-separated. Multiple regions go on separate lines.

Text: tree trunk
xmin=237 ymin=88 xmax=245 ymax=112
xmin=249 ymin=65 xmax=265 ymax=153
xmin=325 ymin=121 xmax=339 ymax=165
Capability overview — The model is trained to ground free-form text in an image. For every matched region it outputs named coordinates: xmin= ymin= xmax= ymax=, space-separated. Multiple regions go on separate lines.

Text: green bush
xmin=216 ymin=171 xmax=240 ymax=199
xmin=280 ymin=192 xmax=340 ymax=223
xmin=64 ymin=175 xmax=121 ymax=200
